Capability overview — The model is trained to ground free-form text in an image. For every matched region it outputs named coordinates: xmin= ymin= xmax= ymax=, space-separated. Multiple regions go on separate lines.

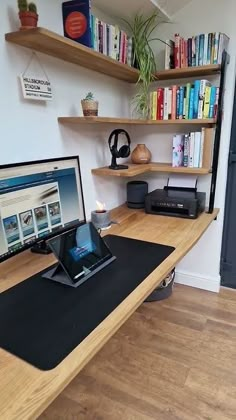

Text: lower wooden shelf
xmin=91 ymin=162 xmax=211 ymax=177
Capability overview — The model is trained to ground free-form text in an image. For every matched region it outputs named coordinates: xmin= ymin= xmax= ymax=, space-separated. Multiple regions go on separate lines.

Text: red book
xmin=171 ymin=86 xmax=177 ymax=119
xmin=184 ymin=40 xmax=188 ymax=67
xmin=174 ymin=34 xmax=180 ymax=68
xmin=180 ymin=37 xmax=185 ymax=68
xmin=157 ymin=88 xmax=164 ymax=120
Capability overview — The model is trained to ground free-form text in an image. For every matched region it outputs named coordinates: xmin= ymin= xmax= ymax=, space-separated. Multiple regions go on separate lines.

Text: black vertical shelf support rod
xmin=208 ymin=50 xmax=229 ymax=213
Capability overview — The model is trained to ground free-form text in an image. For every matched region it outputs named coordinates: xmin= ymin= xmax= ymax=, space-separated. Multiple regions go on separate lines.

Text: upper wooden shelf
xmin=155 ymin=64 xmax=221 ymax=81
xmin=5 ymin=28 xmax=222 ymax=84
xmin=92 ymin=163 xmax=211 ymax=177
xmin=5 ymin=27 xmax=139 ymax=83
xmin=58 ymin=116 xmax=216 ymax=126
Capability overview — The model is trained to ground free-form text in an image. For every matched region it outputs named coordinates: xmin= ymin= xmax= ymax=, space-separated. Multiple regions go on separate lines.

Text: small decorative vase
xmin=131 ymin=144 xmax=152 ymax=164
xmin=81 ymin=100 xmax=99 ymax=117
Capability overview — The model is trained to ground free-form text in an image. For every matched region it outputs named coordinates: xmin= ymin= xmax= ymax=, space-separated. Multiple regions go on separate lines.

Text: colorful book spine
xmin=172 ymin=135 xmax=184 ymax=167
xmin=172 ymin=86 xmax=177 ymax=119
xmin=199 ymin=128 xmax=205 ymax=168
xmin=203 ymin=86 xmax=211 ymax=118
xmin=174 ymin=34 xmax=180 ymax=68
xmin=203 ymin=34 xmax=208 ymax=65
xmin=198 ymin=34 xmax=204 ymax=66
xmin=149 ymin=92 xmax=154 ymax=120
xmin=185 ymin=83 xmax=191 ymax=119
xmin=183 ymin=134 xmax=190 ymax=167
xmin=214 ymin=87 xmax=220 ymax=118
xmin=157 ymin=88 xmax=164 ymax=120
xmin=193 ymin=80 xmax=201 ymax=118
xmin=180 ymin=37 xmax=185 ymax=68
xmin=179 ymin=86 xmax=184 ymax=119
xmin=187 ymin=38 xmax=192 ymax=67
xmin=207 ymin=33 xmax=213 ymax=65
xmin=211 ymin=33 xmax=215 ymax=64
xmin=213 ymin=32 xmax=220 ymax=64
xmin=189 ymin=132 xmax=195 ymax=167
xmin=195 ymin=35 xmax=200 ymax=66
xmin=153 ymin=91 xmax=157 ymax=120
xmin=189 ymin=87 xmax=194 ymax=119
xmin=209 ymin=86 xmax=217 ymax=118
xmin=168 ymin=88 xmax=172 ymax=119
xmin=193 ymin=132 xmax=201 ymax=167
xmin=176 ymin=88 xmax=180 ymax=119
xmin=164 ymin=87 xmax=169 ymax=120
xmin=192 ymin=36 xmax=196 ymax=67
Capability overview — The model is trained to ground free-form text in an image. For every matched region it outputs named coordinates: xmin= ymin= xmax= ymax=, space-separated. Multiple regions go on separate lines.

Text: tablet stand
xmin=42 ymin=256 xmax=116 ymax=288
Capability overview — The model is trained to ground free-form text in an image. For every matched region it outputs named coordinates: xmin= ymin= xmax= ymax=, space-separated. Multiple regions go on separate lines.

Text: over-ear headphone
xmin=108 ymin=129 xmax=131 ymax=170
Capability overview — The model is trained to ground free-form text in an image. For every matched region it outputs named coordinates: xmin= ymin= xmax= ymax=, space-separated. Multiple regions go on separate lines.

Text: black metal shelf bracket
xmin=208 ymin=50 xmax=230 ymax=213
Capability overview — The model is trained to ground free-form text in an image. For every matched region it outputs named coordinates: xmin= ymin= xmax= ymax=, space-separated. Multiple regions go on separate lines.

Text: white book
xmin=198 ymin=99 xmax=204 ymax=119
xmin=193 ymin=132 xmax=201 ymax=167
xmin=168 ymin=88 xmax=172 ymax=119
xmin=95 ymin=18 xmax=99 ymax=52
xmin=203 ymin=34 xmax=208 ymax=65
xmin=189 ymin=132 xmax=195 ymax=168
xmin=218 ymin=33 xmax=230 ymax=64
xmin=163 ymin=87 xmax=169 ymax=120
xmin=213 ymin=32 xmax=220 ymax=64
xmin=103 ymin=22 xmax=107 ymax=55
xmin=199 ymin=128 xmax=205 ymax=168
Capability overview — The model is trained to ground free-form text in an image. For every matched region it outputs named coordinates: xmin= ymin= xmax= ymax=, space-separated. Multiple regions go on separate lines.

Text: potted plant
xmin=18 ymin=0 xmax=38 ymax=30
xmin=81 ymin=92 xmax=98 ymax=117
xmin=124 ymin=13 xmax=165 ymax=119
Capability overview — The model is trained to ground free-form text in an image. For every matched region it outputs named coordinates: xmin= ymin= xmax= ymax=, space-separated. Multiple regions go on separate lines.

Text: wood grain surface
xmin=58 ymin=116 xmax=216 ymax=126
xmin=41 ymin=285 xmax=236 ymax=420
xmin=0 ymin=205 xmax=219 ymax=419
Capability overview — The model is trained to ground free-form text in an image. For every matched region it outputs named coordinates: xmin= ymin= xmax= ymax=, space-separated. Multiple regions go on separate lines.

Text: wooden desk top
xmin=0 ymin=206 xmax=218 ymax=419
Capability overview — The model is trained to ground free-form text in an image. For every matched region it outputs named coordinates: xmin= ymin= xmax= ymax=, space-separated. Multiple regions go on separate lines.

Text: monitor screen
xmin=0 ymin=156 xmax=86 ymax=262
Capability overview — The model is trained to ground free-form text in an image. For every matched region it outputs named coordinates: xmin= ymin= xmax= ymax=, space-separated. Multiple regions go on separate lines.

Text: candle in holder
xmin=91 ymin=201 xmax=111 ymax=230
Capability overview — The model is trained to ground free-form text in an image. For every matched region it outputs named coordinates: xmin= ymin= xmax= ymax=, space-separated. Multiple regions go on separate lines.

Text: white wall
xmin=136 ymin=0 xmax=236 ymax=291
xmin=0 ymin=0 xmax=132 ymax=217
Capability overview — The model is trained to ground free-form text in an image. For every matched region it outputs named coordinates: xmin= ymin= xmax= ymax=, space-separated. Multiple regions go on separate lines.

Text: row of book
xmin=172 ymin=130 xmax=206 ymax=168
xmin=149 ymin=80 xmax=219 ymax=120
xmin=165 ymin=33 xmax=229 ymax=69
xmin=62 ymin=1 xmax=133 ymax=66
xmin=90 ymin=16 xmax=133 ymax=65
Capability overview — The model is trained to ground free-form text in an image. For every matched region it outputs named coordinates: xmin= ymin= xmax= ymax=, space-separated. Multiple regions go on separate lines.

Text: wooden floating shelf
xmin=5 ymin=28 xmax=221 ymax=84
xmin=5 ymin=28 xmax=139 ymax=83
xmin=58 ymin=117 xmax=216 ymax=126
xmin=155 ymin=64 xmax=221 ymax=81
xmin=92 ymin=163 xmax=211 ymax=177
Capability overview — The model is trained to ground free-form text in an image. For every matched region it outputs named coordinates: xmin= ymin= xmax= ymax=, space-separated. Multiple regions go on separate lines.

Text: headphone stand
xmin=109 ymin=155 xmax=128 ymax=170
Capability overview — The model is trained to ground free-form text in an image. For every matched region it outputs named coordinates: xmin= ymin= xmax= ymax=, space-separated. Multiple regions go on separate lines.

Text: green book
xmin=185 ymin=83 xmax=191 ymax=119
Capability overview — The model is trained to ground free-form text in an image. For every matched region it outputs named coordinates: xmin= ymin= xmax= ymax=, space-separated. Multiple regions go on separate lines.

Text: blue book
xmin=90 ymin=14 xmax=94 ymax=49
xmin=209 ymin=86 xmax=217 ymax=118
xmin=195 ymin=36 xmax=200 ymax=66
xmin=176 ymin=88 xmax=180 ymax=119
xmin=199 ymin=34 xmax=204 ymax=66
xmin=193 ymin=80 xmax=200 ymax=119
xmin=189 ymin=88 xmax=194 ymax=119
xmin=62 ymin=0 xmax=92 ymax=48
xmin=179 ymin=86 xmax=184 ymax=119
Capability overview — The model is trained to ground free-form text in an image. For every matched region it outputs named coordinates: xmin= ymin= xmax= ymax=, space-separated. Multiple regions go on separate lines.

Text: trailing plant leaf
xmin=123 ymin=12 xmax=166 ymax=119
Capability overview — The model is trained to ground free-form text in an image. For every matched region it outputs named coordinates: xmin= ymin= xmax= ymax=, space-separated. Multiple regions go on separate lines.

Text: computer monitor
xmin=0 ymin=156 xmax=86 ymax=263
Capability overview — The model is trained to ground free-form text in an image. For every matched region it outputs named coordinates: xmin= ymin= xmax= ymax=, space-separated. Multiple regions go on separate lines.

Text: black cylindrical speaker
xmin=127 ymin=181 xmax=148 ymax=209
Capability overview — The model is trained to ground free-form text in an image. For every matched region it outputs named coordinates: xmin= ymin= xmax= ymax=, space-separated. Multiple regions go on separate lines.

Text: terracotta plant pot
xmin=81 ymin=100 xmax=98 ymax=117
xmin=131 ymin=144 xmax=152 ymax=164
xmin=19 ymin=11 xmax=38 ymax=30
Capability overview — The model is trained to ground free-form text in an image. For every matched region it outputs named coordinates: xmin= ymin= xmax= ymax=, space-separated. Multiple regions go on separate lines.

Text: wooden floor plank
xmin=40 ymin=284 xmax=236 ymax=420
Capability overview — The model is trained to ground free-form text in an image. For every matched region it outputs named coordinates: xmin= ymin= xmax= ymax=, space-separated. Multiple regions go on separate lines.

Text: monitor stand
xmin=42 ymin=256 xmax=116 ymax=288
xmin=31 ymin=240 xmax=52 ymax=255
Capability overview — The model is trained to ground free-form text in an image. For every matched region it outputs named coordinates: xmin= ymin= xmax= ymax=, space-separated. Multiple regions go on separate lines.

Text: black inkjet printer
xmin=145 ymin=179 xmax=206 ymax=219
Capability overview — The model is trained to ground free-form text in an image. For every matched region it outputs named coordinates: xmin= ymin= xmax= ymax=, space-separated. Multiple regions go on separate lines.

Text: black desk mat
xmin=0 ymin=235 xmax=174 ymax=370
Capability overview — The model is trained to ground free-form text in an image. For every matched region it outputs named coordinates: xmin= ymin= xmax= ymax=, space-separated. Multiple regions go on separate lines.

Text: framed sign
xmin=20 ymin=75 xmax=52 ymax=101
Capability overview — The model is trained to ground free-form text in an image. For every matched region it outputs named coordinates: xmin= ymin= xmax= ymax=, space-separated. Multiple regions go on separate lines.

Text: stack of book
xmin=90 ymin=16 xmax=133 ymax=66
xmin=149 ymin=80 xmax=219 ymax=120
xmin=172 ymin=129 xmax=206 ymax=168
xmin=165 ymin=32 xmax=229 ymax=69
xmin=62 ymin=1 xmax=133 ymax=66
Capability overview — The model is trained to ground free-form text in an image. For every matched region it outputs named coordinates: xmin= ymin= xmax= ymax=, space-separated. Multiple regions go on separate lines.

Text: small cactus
xmin=84 ymin=92 xmax=94 ymax=101
xmin=18 ymin=0 xmax=28 ymax=12
xmin=28 ymin=2 xmax=37 ymax=13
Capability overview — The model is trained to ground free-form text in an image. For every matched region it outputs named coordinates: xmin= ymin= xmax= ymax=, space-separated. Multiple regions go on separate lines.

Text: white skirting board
xmin=175 ymin=270 xmax=220 ymax=293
